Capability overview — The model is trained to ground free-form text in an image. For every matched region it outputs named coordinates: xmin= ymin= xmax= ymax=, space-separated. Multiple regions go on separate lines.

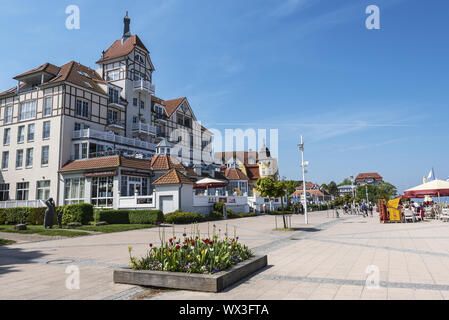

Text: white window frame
xmin=41 ymin=146 xmax=49 ymax=167
xmin=16 ymin=149 xmax=23 ymax=169
xmin=36 ymin=180 xmax=51 ymax=200
xmin=43 ymin=121 xmax=50 ymax=140
xmin=1 ymin=151 xmax=9 ymax=170
xmin=3 ymin=128 xmax=10 ymax=146
xmin=25 ymin=148 xmax=33 ymax=168
xmin=19 ymin=101 xmax=37 ymax=121
xmin=5 ymin=106 xmax=12 ymax=124
xmin=44 ymin=97 xmax=52 ymax=116
xmin=75 ymin=99 xmax=89 ymax=119
xmin=17 ymin=125 xmax=25 ymax=143
xmin=27 ymin=123 xmax=35 ymax=142
xmin=64 ymin=178 xmax=85 ymax=205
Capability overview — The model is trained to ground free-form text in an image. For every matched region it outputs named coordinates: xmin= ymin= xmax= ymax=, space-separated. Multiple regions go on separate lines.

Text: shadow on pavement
xmin=291 ymin=227 xmax=321 ymax=232
xmin=221 ymin=264 xmax=274 ymax=293
xmin=0 ymin=246 xmax=48 ymax=276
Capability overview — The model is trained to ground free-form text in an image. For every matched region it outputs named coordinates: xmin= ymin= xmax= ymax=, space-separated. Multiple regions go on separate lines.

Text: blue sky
xmin=0 ymin=0 xmax=448 ymax=193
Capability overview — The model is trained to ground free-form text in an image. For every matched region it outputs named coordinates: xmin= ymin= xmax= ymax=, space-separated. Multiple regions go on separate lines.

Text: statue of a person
xmin=43 ymin=198 xmax=56 ymax=229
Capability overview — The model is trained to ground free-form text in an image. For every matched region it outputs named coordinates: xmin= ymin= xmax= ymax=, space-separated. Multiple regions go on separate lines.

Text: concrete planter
xmin=113 ymin=255 xmax=267 ymax=293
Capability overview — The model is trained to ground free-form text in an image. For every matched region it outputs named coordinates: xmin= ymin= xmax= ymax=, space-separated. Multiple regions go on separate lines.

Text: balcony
xmin=132 ymin=122 xmax=156 ymax=136
xmin=73 ymin=129 xmax=156 ymax=151
xmin=154 ymin=113 xmax=168 ymax=123
xmin=107 ymin=119 xmax=125 ymax=129
xmin=133 ymin=80 xmax=155 ymax=94
xmin=108 ymin=97 xmax=125 ymax=111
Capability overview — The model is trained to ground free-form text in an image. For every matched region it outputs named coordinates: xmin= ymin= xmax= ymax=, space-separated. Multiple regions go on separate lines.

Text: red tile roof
xmin=43 ymin=61 xmax=107 ymax=95
xmin=59 ymin=156 xmax=151 ymax=172
xmin=96 ymin=35 xmax=149 ymax=64
xmin=224 ymin=168 xmax=249 ymax=181
xmin=1 ymin=61 xmax=108 ymax=97
xmin=163 ymin=97 xmax=186 ymax=117
xmin=150 ymin=155 xmax=186 ymax=171
xmin=245 ymin=165 xmax=261 ymax=180
xmin=153 ymin=169 xmax=195 ymax=185
xmin=214 ymin=151 xmax=259 ymax=166
xmin=13 ymin=62 xmax=61 ymax=80
xmin=355 ymin=173 xmax=383 ymax=182
xmin=60 ymin=156 xmax=121 ymax=172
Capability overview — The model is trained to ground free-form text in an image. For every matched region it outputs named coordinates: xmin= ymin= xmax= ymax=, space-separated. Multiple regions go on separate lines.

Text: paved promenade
xmin=2 ymin=210 xmax=449 ymax=300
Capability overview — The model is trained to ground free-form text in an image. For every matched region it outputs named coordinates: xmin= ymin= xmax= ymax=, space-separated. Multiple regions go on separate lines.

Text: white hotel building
xmin=0 ymin=14 xmax=213 ymax=208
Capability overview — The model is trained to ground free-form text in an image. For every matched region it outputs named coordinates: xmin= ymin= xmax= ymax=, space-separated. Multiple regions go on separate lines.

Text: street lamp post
xmin=298 ymin=136 xmax=309 ymax=225
xmin=365 ymin=185 xmax=369 ymax=204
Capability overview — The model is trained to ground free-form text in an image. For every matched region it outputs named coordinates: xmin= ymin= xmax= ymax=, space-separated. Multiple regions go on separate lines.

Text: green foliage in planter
xmin=94 ymin=210 xmax=130 ymax=224
xmin=129 ymin=210 xmax=164 ymax=225
xmin=62 ymin=203 xmax=94 ymax=225
xmin=164 ymin=211 xmax=205 ymax=224
xmin=129 ymin=233 xmax=254 ymax=274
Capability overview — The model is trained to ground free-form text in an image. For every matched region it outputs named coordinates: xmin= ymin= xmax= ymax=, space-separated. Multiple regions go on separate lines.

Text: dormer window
xmin=77 ymin=70 xmax=90 ymax=78
xmin=84 ymin=81 xmax=93 ymax=88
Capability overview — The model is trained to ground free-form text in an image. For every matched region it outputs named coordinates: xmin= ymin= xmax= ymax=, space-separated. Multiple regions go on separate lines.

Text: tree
xmin=256 ymin=177 xmax=289 ymax=229
xmin=377 ymin=182 xmax=397 ymax=201
xmin=285 ymin=180 xmax=300 ymax=196
xmin=338 ymin=178 xmax=353 ymax=187
xmin=354 ymin=182 xmax=398 ymax=203
xmin=327 ymin=181 xmax=338 ymax=196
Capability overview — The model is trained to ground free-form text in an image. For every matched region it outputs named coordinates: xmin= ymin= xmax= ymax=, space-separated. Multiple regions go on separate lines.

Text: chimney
xmin=123 ymin=11 xmax=131 ymax=42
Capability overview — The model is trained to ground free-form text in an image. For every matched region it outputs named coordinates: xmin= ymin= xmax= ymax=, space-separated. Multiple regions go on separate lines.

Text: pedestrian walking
xmin=362 ymin=202 xmax=368 ymax=218
xmin=369 ymin=202 xmax=374 ymax=217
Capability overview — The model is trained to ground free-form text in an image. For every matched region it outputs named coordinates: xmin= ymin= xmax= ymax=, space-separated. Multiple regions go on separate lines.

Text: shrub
xmin=0 ymin=209 xmax=5 ymax=225
xmin=206 ymin=210 xmax=223 ymax=221
xmin=164 ymin=211 xmax=205 ymax=224
xmin=4 ymin=208 xmax=28 ymax=225
xmin=227 ymin=210 xmax=257 ymax=219
xmin=213 ymin=202 xmax=225 ymax=213
xmin=63 ymin=203 xmax=94 ymax=225
xmin=94 ymin=210 xmax=130 ymax=224
xmin=129 ymin=210 xmax=164 ymax=225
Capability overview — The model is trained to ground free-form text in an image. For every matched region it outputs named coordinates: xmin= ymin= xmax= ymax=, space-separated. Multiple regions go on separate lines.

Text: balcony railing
xmin=107 ymin=119 xmax=125 ymax=128
xmin=73 ymin=129 xmax=156 ymax=151
xmin=133 ymin=80 xmax=155 ymax=94
xmin=132 ymin=122 xmax=156 ymax=135
xmin=154 ymin=113 xmax=168 ymax=122
xmin=108 ymin=97 xmax=125 ymax=110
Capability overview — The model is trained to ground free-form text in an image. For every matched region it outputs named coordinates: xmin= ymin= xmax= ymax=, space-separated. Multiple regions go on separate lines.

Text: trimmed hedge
xmin=0 ymin=208 xmax=6 ymax=224
xmin=95 ymin=210 xmax=130 ymax=224
xmin=164 ymin=211 xmax=205 ymax=224
xmin=62 ymin=204 xmax=94 ymax=225
xmin=0 ymin=207 xmax=64 ymax=225
xmin=129 ymin=210 xmax=164 ymax=225
xmin=94 ymin=209 xmax=164 ymax=225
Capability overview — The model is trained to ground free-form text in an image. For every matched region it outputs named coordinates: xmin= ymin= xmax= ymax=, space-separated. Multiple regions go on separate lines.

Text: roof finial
xmin=123 ymin=11 xmax=131 ymax=41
